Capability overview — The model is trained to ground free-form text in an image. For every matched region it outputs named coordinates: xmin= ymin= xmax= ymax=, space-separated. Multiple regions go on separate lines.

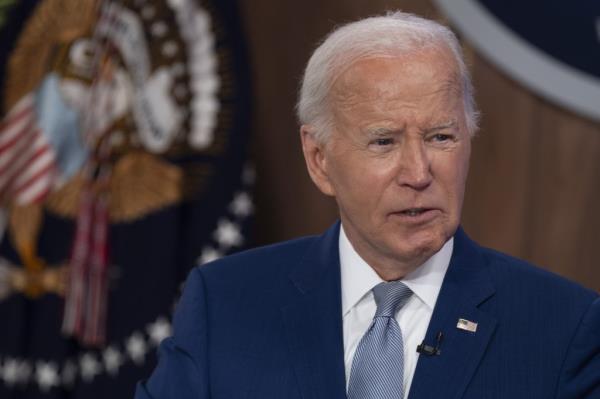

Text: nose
xmin=395 ymin=138 xmax=433 ymax=190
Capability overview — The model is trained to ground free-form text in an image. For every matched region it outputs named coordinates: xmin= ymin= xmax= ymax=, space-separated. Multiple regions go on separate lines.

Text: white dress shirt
xmin=339 ymin=225 xmax=453 ymax=398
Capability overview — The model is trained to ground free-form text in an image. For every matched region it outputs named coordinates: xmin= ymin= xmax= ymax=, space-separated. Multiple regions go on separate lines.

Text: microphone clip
xmin=416 ymin=331 xmax=443 ymax=356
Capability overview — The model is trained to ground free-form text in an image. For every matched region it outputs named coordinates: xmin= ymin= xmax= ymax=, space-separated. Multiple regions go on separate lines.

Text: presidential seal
xmin=433 ymin=0 xmax=600 ymax=122
xmin=0 ymin=0 xmax=252 ymax=394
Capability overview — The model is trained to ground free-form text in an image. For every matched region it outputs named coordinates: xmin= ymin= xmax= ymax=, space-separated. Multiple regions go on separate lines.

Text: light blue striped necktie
xmin=347 ymin=281 xmax=413 ymax=399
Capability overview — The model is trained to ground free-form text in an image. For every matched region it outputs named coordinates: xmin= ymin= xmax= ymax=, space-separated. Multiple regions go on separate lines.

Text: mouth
xmin=392 ymin=207 xmax=440 ymax=222
xmin=399 ymin=207 xmax=432 ymax=216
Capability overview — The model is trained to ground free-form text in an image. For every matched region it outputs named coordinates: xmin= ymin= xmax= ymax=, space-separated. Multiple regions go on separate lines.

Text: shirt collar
xmin=339 ymin=224 xmax=453 ymax=316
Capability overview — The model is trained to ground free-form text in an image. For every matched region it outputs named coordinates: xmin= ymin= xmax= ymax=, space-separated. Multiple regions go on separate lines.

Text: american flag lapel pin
xmin=456 ymin=318 xmax=478 ymax=332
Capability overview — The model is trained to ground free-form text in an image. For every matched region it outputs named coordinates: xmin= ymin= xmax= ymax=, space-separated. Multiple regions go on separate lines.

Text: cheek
xmin=329 ymin=151 xmax=390 ymax=189
xmin=451 ymin=153 xmax=470 ymax=186
xmin=456 ymin=150 xmax=471 ymax=191
xmin=329 ymin=162 xmax=392 ymax=219
xmin=451 ymin=155 xmax=471 ymax=210
xmin=434 ymin=153 xmax=469 ymax=200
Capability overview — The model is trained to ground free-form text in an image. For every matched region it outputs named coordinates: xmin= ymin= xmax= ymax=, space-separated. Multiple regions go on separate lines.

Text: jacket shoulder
xmin=191 ymin=235 xmax=320 ymax=287
xmin=479 ymin=245 xmax=597 ymax=304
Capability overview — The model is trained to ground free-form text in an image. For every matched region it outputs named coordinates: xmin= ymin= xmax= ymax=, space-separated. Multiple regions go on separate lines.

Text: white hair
xmin=297 ymin=11 xmax=479 ymax=142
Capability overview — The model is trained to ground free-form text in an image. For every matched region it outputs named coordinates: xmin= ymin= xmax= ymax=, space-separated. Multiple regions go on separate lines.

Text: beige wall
xmin=240 ymin=0 xmax=600 ymax=292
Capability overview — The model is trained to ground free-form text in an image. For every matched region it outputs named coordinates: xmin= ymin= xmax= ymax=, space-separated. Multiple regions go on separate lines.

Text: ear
xmin=300 ymin=125 xmax=336 ymax=197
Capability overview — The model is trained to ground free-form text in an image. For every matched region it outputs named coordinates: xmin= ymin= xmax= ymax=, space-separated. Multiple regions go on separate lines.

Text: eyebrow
xmin=425 ymin=120 xmax=458 ymax=132
xmin=365 ymin=127 xmax=404 ymax=137
xmin=366 ymin=120 xmax=458 ymax=137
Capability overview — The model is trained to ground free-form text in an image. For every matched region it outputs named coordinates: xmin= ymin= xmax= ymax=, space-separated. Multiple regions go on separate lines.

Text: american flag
xmin=0 ymin=94 xmax=57 ymax=205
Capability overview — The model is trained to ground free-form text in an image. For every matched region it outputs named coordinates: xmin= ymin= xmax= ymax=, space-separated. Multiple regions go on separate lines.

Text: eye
xmin=373 ymin=138 xmax=394 ymax=146
xmin=431 ymin=133 xmax=453 ymax=142
xmin=68 ymin=38 xmax=98 ymax=77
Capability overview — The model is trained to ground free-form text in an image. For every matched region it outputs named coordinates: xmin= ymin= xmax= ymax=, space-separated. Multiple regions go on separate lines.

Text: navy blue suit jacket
xmin=136 ymin=223 xmax=600 ymax=398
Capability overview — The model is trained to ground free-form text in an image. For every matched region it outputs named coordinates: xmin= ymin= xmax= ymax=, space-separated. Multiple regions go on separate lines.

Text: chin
xmin=394 ymin=227 xmax=449 ymax=263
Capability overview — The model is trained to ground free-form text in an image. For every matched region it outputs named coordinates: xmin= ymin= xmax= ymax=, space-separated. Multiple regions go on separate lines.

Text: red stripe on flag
xmin=12 ymin=161 xmax=55 ymax=197
xmin=0 ymin=138 xmax=50 ymax=197
xmin=15 ymin=167 xmax=55 ymax=205
xmin=0 ymin=98 xmax=33 ymax=132
xmin=26 ymin=181 xmax=53 ymax=205
xmin=0 ymin=136 xmax=49 ymax=184
xmin=9 ymin=143 xmax=55 ymax=191
xmin=0 ymin=117 xmax=35 ymax=154
xmin=0 ymin=122 xmax=39 ymax=177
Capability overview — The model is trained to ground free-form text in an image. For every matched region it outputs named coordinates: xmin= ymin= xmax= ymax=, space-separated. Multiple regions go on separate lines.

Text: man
xmin=136 ymin=12 xmax=600 ymax=399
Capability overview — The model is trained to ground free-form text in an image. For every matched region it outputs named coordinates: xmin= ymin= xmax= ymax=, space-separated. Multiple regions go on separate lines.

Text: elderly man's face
xmin=302 ymin=48 xmax=471 ymax=278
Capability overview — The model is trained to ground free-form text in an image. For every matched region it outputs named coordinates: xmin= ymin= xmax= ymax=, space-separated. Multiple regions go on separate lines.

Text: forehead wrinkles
xmin=330 ymin=74 xmax=462 ymax=126
xmin=329 ymin=53 xmax=462 ymax=115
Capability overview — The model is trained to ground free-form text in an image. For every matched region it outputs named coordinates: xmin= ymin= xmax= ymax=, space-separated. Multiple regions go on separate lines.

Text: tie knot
xmin=373 ymin=281 xmax=412 ymax=318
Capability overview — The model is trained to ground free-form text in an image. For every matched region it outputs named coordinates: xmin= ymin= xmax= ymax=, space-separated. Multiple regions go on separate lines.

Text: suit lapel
xmin=281 ymin=223 xmax=347 ymax=399
xmin=408 ymin=228 xmax=497 ymax=399
xmin=279 ymin=225 xmax=497 ymax=399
